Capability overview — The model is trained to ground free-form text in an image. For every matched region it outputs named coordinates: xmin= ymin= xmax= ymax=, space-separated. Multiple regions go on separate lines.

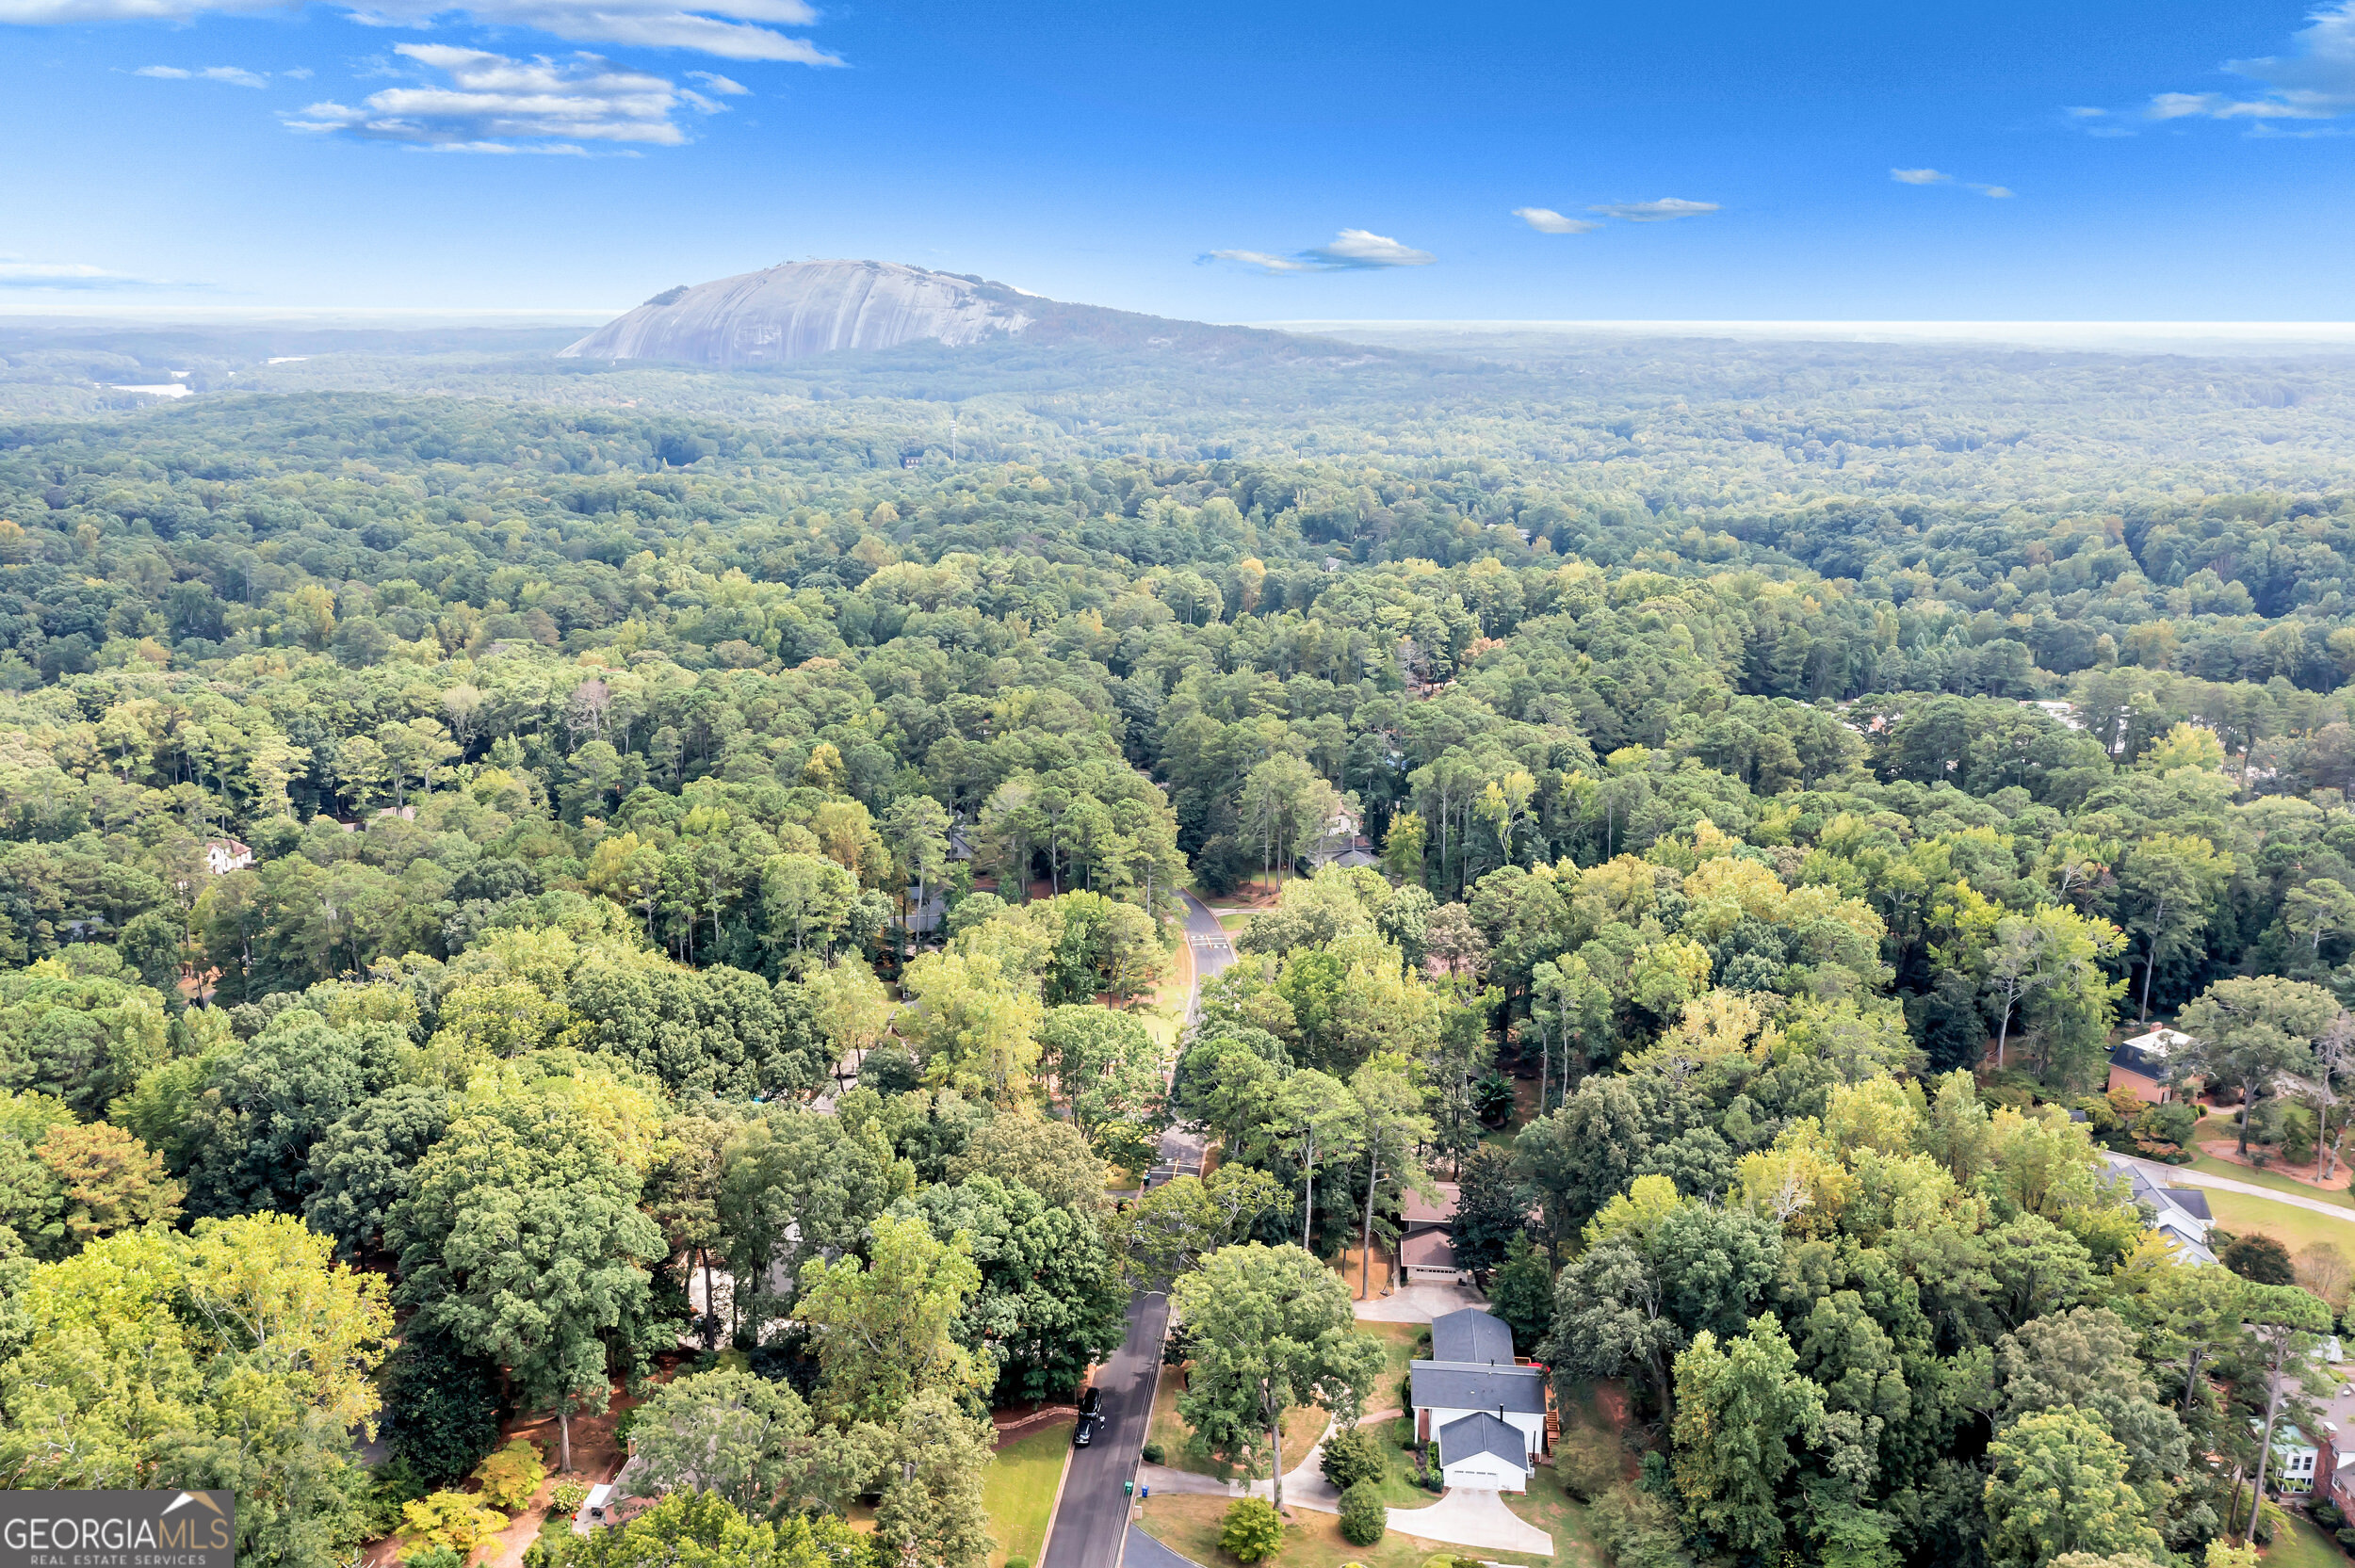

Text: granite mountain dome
xmin=558 ymin=259 xmax=1344 ymax=366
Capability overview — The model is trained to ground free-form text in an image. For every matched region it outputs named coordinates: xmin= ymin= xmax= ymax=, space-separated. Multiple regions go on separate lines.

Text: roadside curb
xmin=1032 ymin=1425 xmax=1078 ymax=1568
xmin=1120 ymin=1300 xmax=1175 ymax=1568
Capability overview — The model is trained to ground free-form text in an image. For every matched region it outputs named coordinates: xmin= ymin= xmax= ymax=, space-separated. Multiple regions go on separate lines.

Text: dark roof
xmin=1401 ymin=1232 xmax=1457 ymax=1269
xmin=1437 ymin=1412 xmax=1529 ymax=1471
xmin=1431 ymin=1309 xmax=1515 ymax=1366
xmin=1402 ymin=1182 xmax=1459 ymax=1228
xmin=1410 ymin=1360 xmax=1547 ymax=1415
xmin=2165 ymin=1187 xmax=2213 ymax=1221
xmin=2108 ymin=1044 xmax=2167 ymax=1079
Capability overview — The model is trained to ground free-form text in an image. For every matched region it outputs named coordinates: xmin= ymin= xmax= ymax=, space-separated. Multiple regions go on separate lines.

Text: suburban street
xmin=1038 ymin=1289 xmax=1172 ymax=1568
xmin=1041 ymin=890 xmax=1235 ymax=1568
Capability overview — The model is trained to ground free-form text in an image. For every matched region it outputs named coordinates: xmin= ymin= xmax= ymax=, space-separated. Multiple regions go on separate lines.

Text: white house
xmin=1435 ymin=1412 xmax=1531 ymax=1493
xmin=1409 ymin=1309 xmax=1548 ymax=1467
xmin=203 ymin=838 xmax=253 ymax=876
xmin=2262 ymin=1420 xmax=2320 ymax=1494
xmin=2101 ymin=1154 xmax=2218 ymax=1267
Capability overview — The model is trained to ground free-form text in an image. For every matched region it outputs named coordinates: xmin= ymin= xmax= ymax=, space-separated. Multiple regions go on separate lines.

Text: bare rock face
xmin=559 ymin=260 xmax=1036 ymax=365
xmin=560 ymin=259 xmax=1361 ymax=368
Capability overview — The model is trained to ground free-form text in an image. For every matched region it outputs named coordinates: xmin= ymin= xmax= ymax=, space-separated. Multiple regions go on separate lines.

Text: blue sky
xmin=1 ymin=0 xmax=2350 ymax=319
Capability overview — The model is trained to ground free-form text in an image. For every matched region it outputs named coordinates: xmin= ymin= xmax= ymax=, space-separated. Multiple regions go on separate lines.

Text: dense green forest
xmin=5 ymin=325 xmax=2355 ymax=1568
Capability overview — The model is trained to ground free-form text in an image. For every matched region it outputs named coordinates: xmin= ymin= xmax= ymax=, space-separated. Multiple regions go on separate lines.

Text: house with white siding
xmin=1408 ymin=1309 xmax=1548 ymax=1479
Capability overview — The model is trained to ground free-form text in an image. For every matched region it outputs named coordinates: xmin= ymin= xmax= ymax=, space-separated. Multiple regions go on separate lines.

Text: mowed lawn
xmin=2187 ymin=1155 xmax=2355 ymax=1211
xmin=1140 ymin=1492 xmax=1579 ymax=1568
xmin=985 ymin=1419 xmax=1073 ymax=1568
xmin=2202 ymin=1188 xmax=2355 ymax=1263
xmin=2266 ymin=1514 xmax=2346 ymax=1568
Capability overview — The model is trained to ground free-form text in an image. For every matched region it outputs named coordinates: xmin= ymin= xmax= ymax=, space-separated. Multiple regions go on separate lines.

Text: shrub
xmin=2224 ymin=1234 xmax=2298 ymax=1285
xmin=1218 ymin=1497 xmax=1284 ymax=1564
xmin=1338 ymin=1482 xmax=1386 ymax=1547
xmin=548 ymin=1481 xmax=590 ymax=1518
xmin=1589 ymin=1483 xmax=1694 ymax=1568
xmin=1142 ymin=1443 xmax=1165 ymax=1465
xmin=1320 ymin=1428 xmax=1387 ymax=1492
xmin=1005 ymin=1559 xmax=1031 ymax=1568
xmin=473 ymin=1439 xmax=547 ymax=1511
xmin=406 ymin=1551 xmax=467 ymax=1568
xmin=363 ymin=1458 xmax=431 ymax=1538
xmin=380 ymin=1329 xmax=507 ymax=1487
xmin=2337 ymin=1528 xmax=2355 ymax=1549
xmin=1556 ymin=1427 xmax=1620 ymax=1502
xmin=398 ymin=1492 xmax=508 ymax=1560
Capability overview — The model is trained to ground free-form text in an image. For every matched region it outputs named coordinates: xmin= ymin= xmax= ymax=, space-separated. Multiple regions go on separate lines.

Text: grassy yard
xmin=2204 ymin=1188 xmax=2355 ymax=1261
xmin=2189 ymin=1156 xmax=2355 ymax=1210
xmin=984 ymin=1418 xmax=1073 ymax=1568
xmin=1147 ymin=1372 xmax=1333 ymax=1483
xmin=1140 ymin=1492 xmax=1574 ymax=1568
xmin=1352 ymin=1416 xmax=1435 ymax=1509
xmin=1501 ymin=1461 xmax=1601 ymax=1564
xmin=2265 ymin=1513 xmax=2346 ymax=1568
xmin=1356 ymin=1321 xmax=1423 ymax=1413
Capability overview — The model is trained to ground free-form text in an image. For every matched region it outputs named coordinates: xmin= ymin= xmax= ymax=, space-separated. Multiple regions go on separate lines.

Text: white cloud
xmin=283 ymin=65 xmax=311 ymax=78
xmin=2145 ymin=0 xmax=2355 ymax=121
xmin=686 ymin=69 xmax=746 ymax=92
xmin=137 ymin=62 xmax=268 ymax=85
xmin=1307 ymin=229 xmax=1434 ymax=268
xmin=0 ymin=259 xmax=167 ymax=289
xmin=0 ymin=0 xmax=840 ymax=63
xmin=1892 ymin=167 xmax=2013 ymax=197
xmin=1201 ymin=249 xmax=1318 ymax=275
xmin=1513 ymin=206 xmax=1600 ymax=234
xmin=285 ymin=43 xmax=690 ymax=146
xmin=2064 ymin=105 xmax=2106 ymax=119
xmin=1588 ymin=197 xmax=1718 ymax=222
xmin=1201 ymin=229 xmax=1434 ymax=275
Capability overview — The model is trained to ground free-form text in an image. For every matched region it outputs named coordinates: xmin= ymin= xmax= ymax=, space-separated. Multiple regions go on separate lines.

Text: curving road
xmin=2107 ymin=1151 xmax=2355 ymax=1225
xmin=1040 ymin=892 xmax=1236 ymax=1568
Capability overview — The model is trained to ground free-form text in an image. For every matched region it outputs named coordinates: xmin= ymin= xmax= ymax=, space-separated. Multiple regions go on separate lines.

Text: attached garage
xmin=1437 ymin=1412 xmax=1532 ymax=1494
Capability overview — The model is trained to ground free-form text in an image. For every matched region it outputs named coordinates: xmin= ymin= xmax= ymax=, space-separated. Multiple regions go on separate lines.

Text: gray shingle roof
xmin=1410 ymin=1360 xmax=1546 ymax=1414
xmin=1437 ymin=1411 xmax=1529 ymax=1471
xmin=1431 ymin=1308 xmax=1515 ymax=1366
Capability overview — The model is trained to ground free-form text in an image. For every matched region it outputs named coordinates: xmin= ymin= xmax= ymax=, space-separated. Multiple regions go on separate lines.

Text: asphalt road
xmin=1039 ymin=1290 xmax=1171 ymax=1568
xmin=1040 ymin=890 xmax=1236 ymax=1568
xmin=1178 ymin=890 xmax=1235 ymax=1023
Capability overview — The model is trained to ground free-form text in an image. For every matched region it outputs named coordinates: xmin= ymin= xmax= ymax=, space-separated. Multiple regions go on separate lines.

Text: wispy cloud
xmin=136 ymin=63 xmax=268 ymax=85
xmin=284 ymin=43 xmax=690 ymax=148
xmin=0 ymin=258 xmax=171 ymax=289
xmin=1890 ymin=167 xmax=2013 ymax=196
xmin=1513 ymin=206 xmax=1600 ymax=234
xmin=686 ymin=70 xmax=747 ymax=93
xmin=0 ymin=0 xmax=841 ymax=63
xmin=1587 ymin=198 xmax=1718 ymax=222
xmin=1201 ymin=228 xmax=1435 ymax=275
xmin=2141 ymin=1 xmax=2355 ymax=122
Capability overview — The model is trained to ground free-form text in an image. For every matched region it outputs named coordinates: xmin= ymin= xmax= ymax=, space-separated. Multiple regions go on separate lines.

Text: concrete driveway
xmin=1387 ymin=1488 xmax=1554 ymax=1556
xmin=1355 ymin=1283 xmax=1485 ymax=1323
